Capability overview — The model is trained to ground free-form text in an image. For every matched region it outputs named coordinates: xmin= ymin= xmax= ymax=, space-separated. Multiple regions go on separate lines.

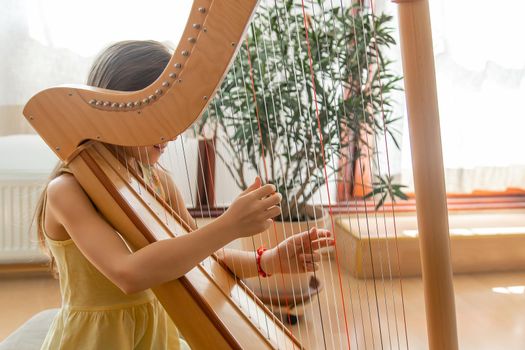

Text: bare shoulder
xmin=46 ymin=173 xmax=94 ymax=216
xmin=47 ymin=173 xmax=83 ymax=202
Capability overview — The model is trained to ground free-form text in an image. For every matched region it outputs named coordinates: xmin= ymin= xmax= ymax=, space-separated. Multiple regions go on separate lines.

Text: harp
xmin=23 ymin=0 xmax=458 ymax=349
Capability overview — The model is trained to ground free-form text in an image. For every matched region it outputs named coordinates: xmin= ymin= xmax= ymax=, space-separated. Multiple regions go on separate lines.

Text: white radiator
xmin=0 ymin=134 xmax=58 ymax=264
xmin=0 ymin=178 xmax=49 ymax=263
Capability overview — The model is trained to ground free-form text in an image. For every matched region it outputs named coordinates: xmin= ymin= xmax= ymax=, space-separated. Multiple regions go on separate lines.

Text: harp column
xmin=393 ymin=0 xmax=459 ymax=349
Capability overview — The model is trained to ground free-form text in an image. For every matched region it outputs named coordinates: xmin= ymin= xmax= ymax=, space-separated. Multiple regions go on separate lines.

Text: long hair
xmin=34 ymin=40 xmax=172 ymax=271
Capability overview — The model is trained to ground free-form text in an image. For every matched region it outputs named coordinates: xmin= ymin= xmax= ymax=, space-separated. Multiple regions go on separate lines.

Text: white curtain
xmin=376 ymin=0 xmax=525 ymax=193
xmin=0 ymin=0 xmax=199 ymax=204
xmin=0 ymin=0 xmax=192 ymax=106
xmin=3 ymin=0 xmax=524 ymax=203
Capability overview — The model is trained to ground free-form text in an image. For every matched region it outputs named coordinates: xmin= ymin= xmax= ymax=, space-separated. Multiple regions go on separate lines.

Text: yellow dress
xmin=41 ymin=165 xmax=190 ymax=349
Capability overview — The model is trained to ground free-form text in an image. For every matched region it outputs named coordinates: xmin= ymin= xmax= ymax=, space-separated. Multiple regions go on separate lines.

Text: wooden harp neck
xmin=23 ymin=0 xmax=259 ymax=162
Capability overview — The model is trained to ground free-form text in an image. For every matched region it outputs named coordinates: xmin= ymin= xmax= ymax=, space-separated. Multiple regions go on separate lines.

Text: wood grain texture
xmin=68 ymin=143 xmax=300 ymax=349
xmin=395 ymin=0 xmax=459 ymax=348
xmin=23 ymin=0 xmax=260 ymax=162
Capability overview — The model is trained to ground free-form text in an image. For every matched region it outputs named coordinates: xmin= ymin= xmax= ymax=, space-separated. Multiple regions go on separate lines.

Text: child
xmin=35 ymin=40 xmax=333 ymax=349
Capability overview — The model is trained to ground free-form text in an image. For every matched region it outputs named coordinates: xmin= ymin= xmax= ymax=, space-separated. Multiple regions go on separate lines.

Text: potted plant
xmin=197 ymin=1 xmax=406 ymax=246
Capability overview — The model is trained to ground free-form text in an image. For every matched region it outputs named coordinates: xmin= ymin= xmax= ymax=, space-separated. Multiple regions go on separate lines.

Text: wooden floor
xmin=0 ymin=272 xmax=61 ymax=341
xmin=0 ymin=267 xmax=525 ymax=350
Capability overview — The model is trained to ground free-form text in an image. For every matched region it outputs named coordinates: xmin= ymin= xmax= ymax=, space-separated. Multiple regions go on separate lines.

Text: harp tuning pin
xmin=89 ymin=99 xmax=96 ymax=105
xmin=119 ymin=102 xmax=126 ymax=108
xmin=148 ymin=94 xmax=156 ymax=101
xmin=126 ymin=102 xmax=134 ymax=108
xmin=155 ymin=89 xmax=163 ymax=96
xmin=192 ymin=23 xmax=201 ymax=30
xmin=198 ymin=7 xmax=206 ymax=13
xmin=134 ymin=101 xmax=141 ymax=107
xmin=169 ymin=72 xmax=177 ymax=79
xmin=188 ymin=37 xmax=196 ymax=44
xmin=162 ymin=81 xmax=170 ymax=88
xmin=111 ymin=102 xmax=119 ymax=108
xmin=95 ymin=100 xmax=103 ymax=106
xmin=174 ymin=63 xmax=182 ymax=69
xmin=181 ymin=50 xmax=189 ymax=57
xmin=142 ymin=98 xmax=150 ymax=104
xmin=103 ymin=101 xmax=110 ymax=107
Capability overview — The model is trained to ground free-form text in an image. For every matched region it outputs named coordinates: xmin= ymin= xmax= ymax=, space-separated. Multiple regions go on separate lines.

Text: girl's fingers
xmin=307 ymin=227 xmax=331 ymax=241
xmin=260 ymin=192 xmax=282 ymax=208
xmin=240 ymin=176 xmax=261 ymax=196
xmin=263 ymin=206 xmax=281 ymax=220
xmin=250 ymin=184 xmax=277 ymax=200
xmin=294 ymin=236 xmax=334 ymax=252
xmin=310 ymin=238 xmax=335 ymax=251
xmin=299 ymin=253 xmax=321 ymax=263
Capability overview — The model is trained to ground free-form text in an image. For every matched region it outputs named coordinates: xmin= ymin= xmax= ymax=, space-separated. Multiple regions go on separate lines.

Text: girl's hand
xmin=219 ymin=176 xmax=282 ymax=239
xmin=261 ymin=227 xmax=334 ymax=274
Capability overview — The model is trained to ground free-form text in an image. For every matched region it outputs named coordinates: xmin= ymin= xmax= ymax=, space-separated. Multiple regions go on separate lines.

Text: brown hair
xmin=34 ymin=40 xmax=172 ymax=270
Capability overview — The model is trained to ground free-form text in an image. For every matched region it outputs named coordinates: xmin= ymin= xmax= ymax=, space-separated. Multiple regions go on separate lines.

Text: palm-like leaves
xmin=198 ymin=1 xmax=406 ymax=219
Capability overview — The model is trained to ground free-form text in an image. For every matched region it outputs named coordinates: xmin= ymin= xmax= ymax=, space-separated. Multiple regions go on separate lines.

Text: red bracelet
xmin=256 ymin=246 xmax=272 ymax=278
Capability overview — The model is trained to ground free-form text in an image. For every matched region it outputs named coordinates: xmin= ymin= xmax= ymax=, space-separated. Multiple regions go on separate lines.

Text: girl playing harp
xmin=34 ymin=40 xmax=334 ymax=350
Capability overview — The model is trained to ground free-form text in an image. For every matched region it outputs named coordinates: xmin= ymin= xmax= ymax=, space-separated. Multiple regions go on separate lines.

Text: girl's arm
xmin=46 ymin=174 xmax=280 ymax=294
xmin=156 ymin=169 xmax=334 ymax=278
xmin=216 ymin=228 xmax=334 ymax=278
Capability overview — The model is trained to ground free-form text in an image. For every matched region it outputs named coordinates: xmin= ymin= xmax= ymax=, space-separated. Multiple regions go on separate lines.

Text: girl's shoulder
xmin=47 ymin=173 xmax=81 ymax=201
xmin=44 ymin=173 xmax=82 ymax=241
xmin=46 ymin=173 xmax=94 ymax=214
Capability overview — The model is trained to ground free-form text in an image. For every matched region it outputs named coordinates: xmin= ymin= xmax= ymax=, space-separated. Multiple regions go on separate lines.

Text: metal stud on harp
xmin=22 ymin=0 xmax=457 ymax=349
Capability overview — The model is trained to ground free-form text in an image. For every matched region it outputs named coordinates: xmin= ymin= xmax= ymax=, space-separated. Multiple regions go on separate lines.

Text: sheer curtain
xmin=0 ymin=0 xmax=201 ymax=203
xmin=1 ymin=0 xmax=191 ymax=108
xmin=377 ymin=0 xmax=525 ymax=193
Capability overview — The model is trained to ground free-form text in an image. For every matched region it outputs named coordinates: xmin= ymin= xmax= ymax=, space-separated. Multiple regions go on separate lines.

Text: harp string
xmin=348 ymin=4 xmax=387 ymax=349
xmin=243 ymin=34 xmax=302 ymax=349
xmin=286 ymin=5 xmax=342 ymax=349
xmin=325 ymin=1 xmax=373 ymax=347
xmin=348 ymin=2 xmax=410 ymax=347
xmin=340 ymin=0 xmax=410 ymax=347
xmin=143 ymin=146 xmax=173 ymax=235
xmin=334 ymin=4 xmax=378 ymax=348
xmin=269 ymin=3 xmax=335 ymax=348
xmin=291 ymin=5 xmax=349 ymax=348
xmin=314 ymin=1 xmax=369 ymax=347
xmin=304 ymin=2 xmax=372 ymax=348
xmin=249 ymin=10 xmax=319 ymax=347
xmin=226 ymin=58 xmax=276 ymax=340
xmin=303 ymin=1 xmax=363 ymax=347
xmin=196 ymin=110 xmax=237 ymax=295
xmin=338 ymin=1 xmax=389 ymax=348
xmin=190 ymin=132 xmax=219 ymax=274
xmin=367 ymin=0 xmax=410 ymax=346
xmin=352 ymin=3 xmax=400 ymax=348
xmin=298 ymin=1 xmax=354 ymax=348
xmin=257 ymin=2 xmax=334 ymax=347
xmin=211 ymin=93 xmax=277 ymax=341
